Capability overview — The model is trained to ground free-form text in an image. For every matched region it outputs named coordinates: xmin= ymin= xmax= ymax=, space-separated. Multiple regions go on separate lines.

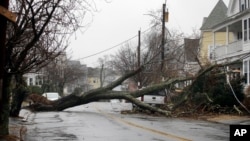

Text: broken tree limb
xmin=26 ymin=60 xmax=243 ymax=115
xmin=26 ymin=65 xmax=192 ymax=114
xmin=233 ymin=105 xmax=243 ymax=115
xmin=87 ymin=91 xmax=171 ymax=116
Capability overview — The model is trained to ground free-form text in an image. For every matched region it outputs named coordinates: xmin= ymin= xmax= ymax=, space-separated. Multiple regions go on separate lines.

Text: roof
xmin=67 ymin=60 xmax=81 ymax=66
xmin=200 ymin=0 xmax=228 ymax=30
xmin=184 ymin=38 xmax=200 ymax=62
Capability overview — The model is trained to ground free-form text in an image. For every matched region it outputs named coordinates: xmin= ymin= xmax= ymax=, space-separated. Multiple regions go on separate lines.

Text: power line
xmin=76 ymin=26 xmax=153 ymax=60
xmin=75 ymin=23 xmax=220 ymax=61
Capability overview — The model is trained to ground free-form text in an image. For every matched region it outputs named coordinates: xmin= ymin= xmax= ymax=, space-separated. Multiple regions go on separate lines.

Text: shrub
xmin=28 ymin=86 xmax=43 ymax=95
xmin=191 ymin=69 xmax=244 ymax=107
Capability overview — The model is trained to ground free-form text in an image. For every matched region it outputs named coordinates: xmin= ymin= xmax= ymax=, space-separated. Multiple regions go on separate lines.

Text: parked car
xmin=110 ymin=99 xmax=120 ymax=103
xmin=137 ymin=89 xmax=167 ymax=106
xmin=42 ymin=92 xmax=61 ymax=101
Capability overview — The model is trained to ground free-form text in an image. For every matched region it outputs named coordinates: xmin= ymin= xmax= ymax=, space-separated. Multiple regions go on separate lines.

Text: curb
xmin=1 ymin=109 xmax=32 ymax=141
xmin=19 ymin=109 xmax=32 ymax=122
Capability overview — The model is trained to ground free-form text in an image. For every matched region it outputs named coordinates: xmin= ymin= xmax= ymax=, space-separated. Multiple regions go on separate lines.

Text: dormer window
xmin=240 ymin=0 xmax=250 ymax=12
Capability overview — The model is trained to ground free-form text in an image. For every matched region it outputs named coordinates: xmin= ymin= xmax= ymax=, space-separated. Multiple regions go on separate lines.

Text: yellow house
xmin=87 ymin=67 xmax=120 ymax=90
xmin=207 ymin=0 xmax=250 ymax=85
xmin=200 ymin=31 xmax=230 ymax=65
xmin=199 ymin=0 xmax=229 ymax=66
xmin=88 ymin=77 xmax=100 ymax=90
xmin=87 ymin=67 xmax=101 ymax=90
xmin=200 ymin=0 xmax=248 ymax=84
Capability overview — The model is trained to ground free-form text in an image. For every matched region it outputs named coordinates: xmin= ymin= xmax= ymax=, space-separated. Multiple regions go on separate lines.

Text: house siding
xmin=228 ymin=0 xmax=239 ymax=16
xmin=200 ymin=31 xmax=228 ymax=65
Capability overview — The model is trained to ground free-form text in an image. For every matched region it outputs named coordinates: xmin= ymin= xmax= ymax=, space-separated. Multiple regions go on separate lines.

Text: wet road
xmin=23 ymin=102 xmax=231 ymax=141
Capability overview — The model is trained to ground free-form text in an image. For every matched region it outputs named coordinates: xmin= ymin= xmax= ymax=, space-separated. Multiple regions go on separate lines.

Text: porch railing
xmin=213 ymin=40 xmax=243 ymax=60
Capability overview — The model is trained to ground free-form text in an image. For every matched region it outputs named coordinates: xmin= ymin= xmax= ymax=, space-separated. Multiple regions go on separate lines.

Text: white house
xmin=24 ymin=52 xmax=67 ymax=87
xmin=23 ymin=72 xmax=44 ymax=87
xmin=208 ymin=0 xmax=250 ymax=84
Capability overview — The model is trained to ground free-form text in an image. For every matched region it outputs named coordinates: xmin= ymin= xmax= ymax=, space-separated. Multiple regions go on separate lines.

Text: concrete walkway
xmin=0 ymin=109 xmax=32 ymax=141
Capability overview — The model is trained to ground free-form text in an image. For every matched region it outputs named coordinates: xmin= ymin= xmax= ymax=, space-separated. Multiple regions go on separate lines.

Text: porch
xmin=213 ymin=40 xmax=243 ymax=61
xmin=210 ymin=17 xmax=250 ymax=62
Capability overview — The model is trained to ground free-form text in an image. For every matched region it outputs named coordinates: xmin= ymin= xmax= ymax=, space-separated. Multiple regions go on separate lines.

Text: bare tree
xmin=97 ymin=55 xmax=114 ymax=88
xmin=110 ymin=43 xmax=137 ymax=74
xmin=109 ymin=27 xmax=185 ymax=87
xmin=27 ymin=65 xmax=172 ymax=116
xmin=63 ymin=60 xmax=87 ymax=94
xmin=41 ymin=57 xmax=87 ymax=95
xmin=1 ymin=0 xmax=96 ymax=135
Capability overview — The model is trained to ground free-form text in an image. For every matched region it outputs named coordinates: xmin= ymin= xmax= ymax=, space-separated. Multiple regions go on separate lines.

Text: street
xmin=22 ymin=102 xmax=231 ymax=141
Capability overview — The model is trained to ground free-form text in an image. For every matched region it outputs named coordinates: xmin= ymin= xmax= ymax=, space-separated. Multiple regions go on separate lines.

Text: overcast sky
xmin=67 ymin=0 xmax=230 ymax=67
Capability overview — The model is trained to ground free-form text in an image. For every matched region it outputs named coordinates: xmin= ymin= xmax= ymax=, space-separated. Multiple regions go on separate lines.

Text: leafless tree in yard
xmin=1 ymin=0 xmax=98 ymax=135
xmin=7 ymin=0 xmax=94 ymax=117
xmin=110 ymin=43 xmax=138 ymax=83
xmin=42 ymin=58 xmax=87 ymax=96
xmin=97 ymin=55 xmax=116 ymax=88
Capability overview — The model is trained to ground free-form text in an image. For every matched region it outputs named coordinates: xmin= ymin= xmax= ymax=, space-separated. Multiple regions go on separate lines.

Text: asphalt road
xmin=22 ymin=102 xmax=232 ymax=141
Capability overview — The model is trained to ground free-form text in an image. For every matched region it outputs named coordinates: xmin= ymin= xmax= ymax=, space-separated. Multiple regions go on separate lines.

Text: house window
xmin=243 ymin=18 xmax=250 ymax=42
xmin=244 ymin=61 xmax=247 ymax=84
xmin=244 ymin=19 xmax=248 ymax=41
xmin=238 ymin=32 xmax=242 ymax=40
xmin=29 ymin=78 xmax=33 ymax=86
xmin=249 ymin=18 xmax=250 ymax=40
xmin=35 ymin=76 xmax=43 ymax=86
xmin=249 ymin=61 xmax=250 ymax=83
xmin=240 ymin=0 xmax=250 ymax=11
xmin=208 ymin=45 xmax=214 ymax=60
xmin=243 ymin=59 xmax=250 ymax=84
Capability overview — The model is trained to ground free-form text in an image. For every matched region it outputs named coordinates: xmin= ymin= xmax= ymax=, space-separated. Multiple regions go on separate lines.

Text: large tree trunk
xmin=0 ymin=0 xmax=10 ymax=135
xmin=10 ymin=75 xmax=28 ymax=117
xmin=27 ymin=61 xmax=243 ymax=116
xmin=0 ymin=74 xmax=11 ymax=135
xmin=58 ymin=81 xmax=64 ymax=96
xmin=9 ymin=88 xmax=27 ymax=117
xmin=27 ymin=67 xmax=189 ymax=116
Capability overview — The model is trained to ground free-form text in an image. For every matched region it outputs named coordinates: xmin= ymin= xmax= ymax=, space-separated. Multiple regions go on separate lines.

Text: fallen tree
xmin=26 ymin=65 xmax=189 ymax=116
xmin=26 ymin=60 xmax=249 ymax=116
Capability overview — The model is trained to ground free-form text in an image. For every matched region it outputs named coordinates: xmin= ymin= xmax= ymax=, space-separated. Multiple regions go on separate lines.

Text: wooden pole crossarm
xmin=0 ymin=5 xmax=16 ymax=23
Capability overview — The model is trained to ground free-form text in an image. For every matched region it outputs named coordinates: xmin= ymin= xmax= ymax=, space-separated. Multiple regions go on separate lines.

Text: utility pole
xmin=161 ymin=3 xmax=166 ymax=71
xmin=0 ymin=0 xmax=9 ymax=135
xmin=0 ymin=0 xmax=9 ymax=109
xmin=137 ymin=30 xmax=141 ymax=88
xmin=137 ymin=30 xmax=141 ymax=68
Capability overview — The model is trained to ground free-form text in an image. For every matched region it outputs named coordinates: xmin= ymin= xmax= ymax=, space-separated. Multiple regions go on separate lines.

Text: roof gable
xmin=200 ymin=0 xmax=228 ymax=30
xmin=227 ymin=0 xmax=238 ymax=16
xmin=184 ymin=38 xmax=199 ymax=62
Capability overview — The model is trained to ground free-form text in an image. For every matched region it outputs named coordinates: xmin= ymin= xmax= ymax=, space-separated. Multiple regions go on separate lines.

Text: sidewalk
xmin=201 ymin=114 xmax=250 ymax=125
xmin=0 ymin=109 xmax=32 ymax=141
